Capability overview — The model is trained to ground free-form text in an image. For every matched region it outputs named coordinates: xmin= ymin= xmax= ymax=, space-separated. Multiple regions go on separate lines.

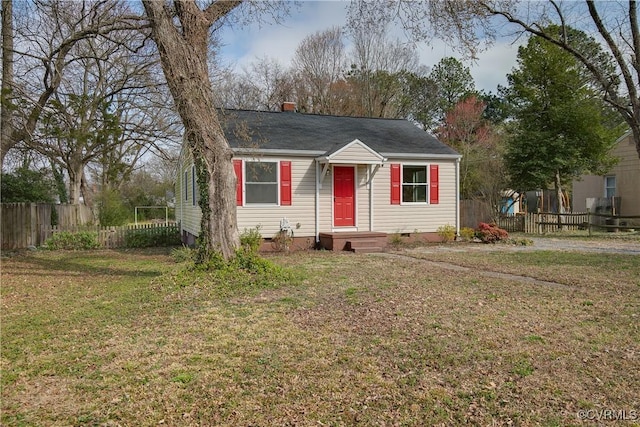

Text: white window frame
xmin=604 ymin=175 xmax=616 ymax=198
xmin=244 ymin=160 xmax=280 ymax=206
xmin=184 ymin=169 xmax=188 ymax=202
xmin=401 ymin=163 xmax=430 ymax=205
xmin=191 ymin=165 xmax=197 ymax=206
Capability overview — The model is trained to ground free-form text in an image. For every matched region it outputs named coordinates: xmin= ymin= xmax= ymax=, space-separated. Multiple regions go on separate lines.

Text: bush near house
xmin=475 ymin=222 xmax=509 ymax=243
xmin=437 ymin=224 xmax=456 ymax=242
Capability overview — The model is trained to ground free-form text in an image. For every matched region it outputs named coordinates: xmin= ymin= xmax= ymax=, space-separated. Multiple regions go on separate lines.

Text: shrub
xmin=475 ymin=222 xmax=509 ymax=243
xmin=459 ymin=227 xmax=476 ymax=241
xmin=240 ymin=226 xmax=263 ymax=253
xmin=388 ymin=233 xmax=403 ymax=250
xmin=271 ymin=230 xmax=293 ymax=252
xmin=437 ymin=224 xmax=456 ymax=242
xmin=44 ymin=231 xmax=100 ymax=250
xmin=125 ymin=225 xmax=181 ymax=248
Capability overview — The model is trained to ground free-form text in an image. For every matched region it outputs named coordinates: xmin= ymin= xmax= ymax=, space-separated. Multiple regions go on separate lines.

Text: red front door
xmin=333 ymin=166 xmax=355 ymax=227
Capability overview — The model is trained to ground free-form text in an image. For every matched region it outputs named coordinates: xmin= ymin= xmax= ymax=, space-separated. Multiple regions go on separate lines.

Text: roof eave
xmin=381 ymin=152 xmax=462 ymax=160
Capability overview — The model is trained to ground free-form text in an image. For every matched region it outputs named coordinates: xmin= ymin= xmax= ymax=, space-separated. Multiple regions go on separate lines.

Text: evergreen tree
xmin=504 ymin=28 xmax=622 ymax=212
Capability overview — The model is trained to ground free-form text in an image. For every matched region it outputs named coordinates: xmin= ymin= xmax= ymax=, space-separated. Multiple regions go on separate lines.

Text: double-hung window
xmin=191 ymin=165 xmax=197 ymax=206
xmin=604 ymin=176 xmax=616 ymax=198
xmin=245 ymin=161 xmax=278 ymax=204
xmin=184 ymin=170 xmax=189 ymax=202
xmin=391 ymin=163 xmax=439 ymax=205
xmin=402 ymin=165 xmax=428 ymax=203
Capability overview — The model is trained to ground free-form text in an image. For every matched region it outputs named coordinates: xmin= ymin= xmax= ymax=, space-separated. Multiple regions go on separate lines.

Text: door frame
xmin=332 ymin=165 xmax=357 ymax=229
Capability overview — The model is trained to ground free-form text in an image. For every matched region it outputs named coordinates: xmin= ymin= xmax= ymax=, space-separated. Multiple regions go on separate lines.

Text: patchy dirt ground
xmin=408 ymin=236 xmax=640 ymax=256
xmin=2 ymin=246 xmax=638 ymax=426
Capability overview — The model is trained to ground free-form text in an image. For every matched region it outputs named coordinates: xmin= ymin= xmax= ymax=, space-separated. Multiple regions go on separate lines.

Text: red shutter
xmin=430 ymin=164 xmax=439 ymax=204
xmin=233 ymin=159 xmax=243 ymax=206
xmin=390 ymin=163 xmax=401 ymax=205
xmin=280 ymin=161 xmax=292 ymax=206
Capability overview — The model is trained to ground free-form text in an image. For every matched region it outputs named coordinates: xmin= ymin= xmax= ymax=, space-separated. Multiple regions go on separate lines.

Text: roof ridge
xmin=218 ymin=107 xmax=407 ymax=122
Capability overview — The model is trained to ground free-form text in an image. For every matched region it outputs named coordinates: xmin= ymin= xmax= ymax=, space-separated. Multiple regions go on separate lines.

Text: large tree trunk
xmin=1 ymin=0 xmax=14 ymax=169
xmin=142 ymin=0 xmax=241 ymax=260
xmin=554 ymin=170 xmax=564 ymax=230
xmin=68 ymin=164 xmax=84 ymax=205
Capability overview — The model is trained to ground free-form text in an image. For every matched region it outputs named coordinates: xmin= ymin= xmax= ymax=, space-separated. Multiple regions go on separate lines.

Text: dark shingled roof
xmin=219 ymin=109 xmax=459 ymax=157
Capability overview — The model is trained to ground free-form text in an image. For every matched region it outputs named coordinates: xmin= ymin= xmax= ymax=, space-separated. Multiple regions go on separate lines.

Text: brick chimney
xmin=281 ymin=102 xmax=296 ymax=112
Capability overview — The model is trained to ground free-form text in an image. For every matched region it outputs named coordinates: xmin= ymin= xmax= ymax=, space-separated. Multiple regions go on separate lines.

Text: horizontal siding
xmin=572 ymin=175 xmax=602 ymax=212
xmin=612 ymin=134 xmax=640 ymax=215
xmin=357 ymin=165 xmax=371 ymax=230
xmin=372 ymin=160 xmax=457 ymax=233
xmin=175 ymin=148 xmax=202 ymax=237
xmin=318 ymin=172 xmax=332 ymax=233
xmin=237 ymin=157 xmax=317 ymax=238
xmin=331 ymin=143 xmax=383 ymax=164
xmin=573 ymin=133 xmax=640 ymax=215
xmin=177 ymin=150 xmax=460 ymax=239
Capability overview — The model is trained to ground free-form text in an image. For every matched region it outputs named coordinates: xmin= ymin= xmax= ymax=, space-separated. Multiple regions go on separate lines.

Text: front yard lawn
xmin=2 ymin=246 xmax=638 ymax=426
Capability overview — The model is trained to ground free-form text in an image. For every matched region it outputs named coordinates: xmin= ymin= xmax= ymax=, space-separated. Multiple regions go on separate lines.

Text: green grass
xmin=2 ymin=245 xmax=639 ymax=426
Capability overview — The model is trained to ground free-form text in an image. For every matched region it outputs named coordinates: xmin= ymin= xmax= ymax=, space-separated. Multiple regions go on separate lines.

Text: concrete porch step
xmin=346 ymin=239 xmax=384 ymax=253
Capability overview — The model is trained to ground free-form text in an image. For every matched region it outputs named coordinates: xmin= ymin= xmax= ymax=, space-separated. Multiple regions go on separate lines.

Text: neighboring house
xmin=176 ymin=104 xmax=461 ymax=250
xmin=572 ymin=130 xmax=640 ymax=216
xmin=499 ymin=190 xmax=521 ymax=215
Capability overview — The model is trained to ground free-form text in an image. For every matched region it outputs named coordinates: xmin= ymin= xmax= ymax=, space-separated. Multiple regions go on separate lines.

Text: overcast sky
xmin=217 ymin=1 xmax=523 ymax=94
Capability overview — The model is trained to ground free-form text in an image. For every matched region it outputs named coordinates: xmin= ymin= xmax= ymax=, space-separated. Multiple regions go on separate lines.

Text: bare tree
xmin=15 ymin=1 xmax=179 ymax=207
xmin=216 ymin=56 xmax=294 ymax=111
xmin=291 ymin=26 xmax=347 ymax=114
xmin=342 ymin=22 xmax=423 ymax=118
xmin=348 ymin=0 xmax=640 ymax=157
xmin=1 ymin=0 xmax=143 ymax=170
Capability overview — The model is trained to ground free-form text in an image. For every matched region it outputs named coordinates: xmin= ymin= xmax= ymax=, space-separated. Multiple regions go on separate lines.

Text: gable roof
xmin=319 ymin=139 xmax=386 ymax=165
xmin=219 ymin=109 xmax=460 ymax=159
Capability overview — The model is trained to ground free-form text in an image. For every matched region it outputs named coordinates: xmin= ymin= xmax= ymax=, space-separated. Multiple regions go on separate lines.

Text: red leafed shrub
xmin=475 ymin=222 xmax=509 ymax=243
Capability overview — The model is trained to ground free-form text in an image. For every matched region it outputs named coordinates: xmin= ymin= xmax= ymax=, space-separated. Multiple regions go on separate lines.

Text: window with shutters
xmin=402 ymin=165 xmax=428 ymax=203
xmin=233 ymin=160 xmax=292 ymax=206
xmin=391 ymin=163 xmax=439 ymax=205
xmin=245 ymin=161 xmax=278 ymax=204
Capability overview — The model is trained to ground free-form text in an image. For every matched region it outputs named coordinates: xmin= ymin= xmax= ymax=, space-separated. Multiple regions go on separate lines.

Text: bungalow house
xmin=176 ymin=104 xmax=461 ymax=251
xmin=572 ymin=130 xmax=640 ymax=220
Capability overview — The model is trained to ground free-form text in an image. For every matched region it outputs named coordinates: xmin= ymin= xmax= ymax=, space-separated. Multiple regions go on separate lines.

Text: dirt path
xmin=373 ymin=252 xmax=571 ymax=289
xmin=377 ymin=252 xmax=573 ymax=289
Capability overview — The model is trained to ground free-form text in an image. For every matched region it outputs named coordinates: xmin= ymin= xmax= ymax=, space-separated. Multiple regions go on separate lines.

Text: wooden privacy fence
xmin=496 ymin=211 xmax=639 ymax=234
xmin=1 ymin=203 xmax=94 ymax=250
xmin=1 ymin=203 xmax=177 ymax=250
xmin=460 ymin=199 xmax=493 ymax=229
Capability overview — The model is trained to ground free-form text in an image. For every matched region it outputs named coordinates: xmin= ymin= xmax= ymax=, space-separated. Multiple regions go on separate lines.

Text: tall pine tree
xmin=504 ymin=27 xmax=622 ymax=213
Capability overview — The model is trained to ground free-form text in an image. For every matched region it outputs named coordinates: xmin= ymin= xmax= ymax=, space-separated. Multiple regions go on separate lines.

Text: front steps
xmin=318 ymin=232 xmax=387 ymax=253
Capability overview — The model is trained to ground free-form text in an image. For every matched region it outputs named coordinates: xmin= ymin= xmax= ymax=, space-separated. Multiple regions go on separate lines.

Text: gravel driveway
xmin=410 ymin=236 xmax=640 ymax=255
